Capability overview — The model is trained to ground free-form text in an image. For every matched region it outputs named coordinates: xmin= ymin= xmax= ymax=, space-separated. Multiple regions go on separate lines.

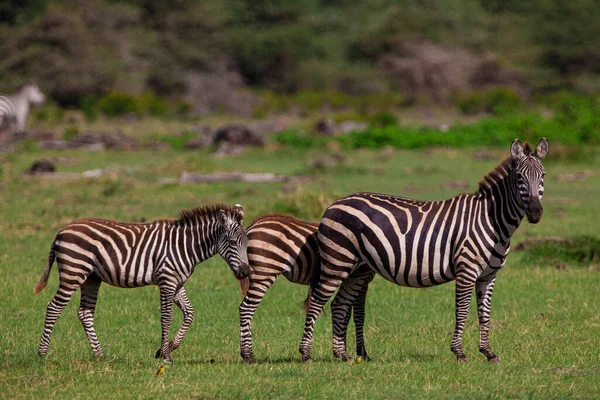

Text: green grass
xmin=1 ymin=139 xmax=600 ymax=398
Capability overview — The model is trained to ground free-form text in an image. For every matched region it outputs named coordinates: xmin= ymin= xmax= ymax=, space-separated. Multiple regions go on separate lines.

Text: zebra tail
xmin=301 ymin=255 xmax=323 ymax=314
xmin=239 ymin=277 xmax=250 ymax=297
xmin=34 ymin=245 xmax=56 ymax=294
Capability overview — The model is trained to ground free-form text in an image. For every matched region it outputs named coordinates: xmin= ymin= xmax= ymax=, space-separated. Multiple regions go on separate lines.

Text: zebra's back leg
xmin=331 ymin=266 xmax=375 ymax=361
xmin=239 ymin=275 xmax=279 ymax=364
xmin=353 ymin=268 xmax=375 ymax=361
xmin=299 ymin=264 xmax=355 ymax=362
xmin=155 ymin=286 xmax=194 ymax=358
xmin=38 ymin=264 xmax=92 ymax=356
xmin=476 ymin=274 xmax=499 ymax=362
xmin=78 ymin=274 xmax=104 ymax=357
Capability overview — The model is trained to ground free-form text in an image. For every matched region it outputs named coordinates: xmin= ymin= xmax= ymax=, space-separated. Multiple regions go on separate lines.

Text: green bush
xmin=520 ymin=236 xmax=600 ymax=268
xmin=455 ymin=87 xmax=522 ymax=115
xmin=272 ymin=129 xmax=329 ymax=149
xmin=62 ymin=126 xmax=79 ymax=141
xmin=98 ymin=91 xmax=139 ymax=117
xmin=369 ymin=111 xmax=398 ymax=127
xmin=79 ymin=95 xmax=99 ymax=122
xmin=337 ymin=110 xmax=600 ymax=150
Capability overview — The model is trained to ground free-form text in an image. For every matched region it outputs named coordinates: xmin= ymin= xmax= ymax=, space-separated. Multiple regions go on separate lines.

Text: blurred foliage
xmin=272 ymin=94 xmax=600 ymax=150
xmin=1 ymin=0 xmax=600 ymax=112
xmin=520 ymin=236 xmax=600 ymax=268
xmin=455 ymin=87 xmax=523 ymax=115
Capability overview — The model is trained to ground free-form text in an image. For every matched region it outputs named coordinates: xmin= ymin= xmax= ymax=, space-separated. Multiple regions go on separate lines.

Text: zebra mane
xmin=476 ymin=156 xmax=514 ymax=194
xmin=17 ymin=80 xmax=37 ymax=91
xmin=177 ymin=204 xmax=242 ymax=225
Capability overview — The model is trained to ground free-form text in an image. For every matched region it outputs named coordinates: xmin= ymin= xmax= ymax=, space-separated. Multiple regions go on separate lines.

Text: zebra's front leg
xmin=450 ymin=270 xmax=476 ymax=362
xmin=155 ymin=286 xmax=194 ymax=359
xmin=239 ymin=277 xmax=277 ymax=364
xmin=476 ymin=274 xmax=499 ymax=362
xmin=158 ymin=285 xmax=176 ymax=363
xmin=78 ymin=275 xmax=104 ymax=357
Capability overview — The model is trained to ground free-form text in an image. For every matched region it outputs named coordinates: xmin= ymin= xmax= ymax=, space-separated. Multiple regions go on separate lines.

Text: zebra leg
xmin=331 ymin=267 xmax=375 ymax=361
xmin=155 ymin=286 xmax=195 ymax=358
xmin=239 ymin=277 xmax=278 ymax=364
xmin=476 ymin=274 xmax=499 ymax=362
xmin=354 ymin=270 xmax=375 ymax=361
xmin=299 ymin=266 xmax=353 ymax=362
xmin=78 ymin=274 xmax=104 ymax=357
xmin=450 ymin=268 xmax=477 ymax=362
xmin=38 ymin=268 xmax=90 ymax=356
xmin=158 ymin=284 xmax=177 ymax=363
xmin=331 ymin=288 xmax=353 ymax=361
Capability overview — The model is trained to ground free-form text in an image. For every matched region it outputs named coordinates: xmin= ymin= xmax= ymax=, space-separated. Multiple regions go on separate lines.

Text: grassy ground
xmin=1 ymin=138 xmax=599 ymax=399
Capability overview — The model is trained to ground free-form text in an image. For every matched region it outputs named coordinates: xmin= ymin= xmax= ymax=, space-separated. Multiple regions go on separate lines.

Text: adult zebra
xmin=300 ymin=138 xmax=548 ymax=362
xmin=0 ymin=82 xmax=45 ymax=133
xmin=34 ymin=204 xmax=250 ymax=363
xmin=239 ymin=213 xmax=375 ymax=364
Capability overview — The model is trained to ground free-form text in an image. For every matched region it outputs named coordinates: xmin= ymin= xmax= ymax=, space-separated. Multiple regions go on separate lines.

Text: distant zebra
xmin=34 ymin=204 xmax=250 ymax=363
xmin=239 ymin=214 xmax=375 ymax=363
xmin=300 ymin=138 xmax=549 ymax=362
xmin=0 ymin=82 xmax=45 ymax=133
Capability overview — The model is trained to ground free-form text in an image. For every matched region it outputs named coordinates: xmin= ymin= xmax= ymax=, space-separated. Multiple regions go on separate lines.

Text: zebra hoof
xmin=456 ymin=355 xmax=468 ymax=362
xmin=242 ymin=356 xmax=256 ymax=365
xmin=340 ymin=352 xmax=352 ymax=362
xmin=301 ymin=356 xmax=312 ymax=363
xmin=488 ymin=355 xmax=500 ymax=363
xmin=361 ymin=354 xmax=371 ymax=362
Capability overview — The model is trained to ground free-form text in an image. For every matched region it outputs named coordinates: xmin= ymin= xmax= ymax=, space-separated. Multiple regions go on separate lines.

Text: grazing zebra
xmin=239 ymin=213 xmax=375 ymax=364
xmin=300 ymin=138 xmax=549 ymax=363
xmin=0 ymin=82 xmax=45 ymax=132
xmin=34 ymin=204 xmax=250 ymax=363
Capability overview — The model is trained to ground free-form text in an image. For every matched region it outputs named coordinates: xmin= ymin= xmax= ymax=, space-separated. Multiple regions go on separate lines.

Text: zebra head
xmin=510 ymin=138 xmax=549 ymax=224
xmin=217 ymin=204 xmax=250 ymax=280
xmin=21 ymin=82 xmax=45 ymax=106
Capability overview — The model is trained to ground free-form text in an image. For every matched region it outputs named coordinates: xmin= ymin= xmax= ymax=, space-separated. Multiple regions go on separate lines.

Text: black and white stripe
xmin=239 ymin=214 xmax=374 ymax=363
xmin=0 ymin=82 xmax=45 ymax=132
xmin=300 ymin=138 xmax=548 ymax=362
xmin=35 ymin=204 xmax=250 ymax=362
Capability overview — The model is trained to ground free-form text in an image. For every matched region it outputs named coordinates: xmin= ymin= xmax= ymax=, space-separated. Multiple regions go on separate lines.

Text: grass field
xmin=1 ymin=138 xmax=600 ymax=399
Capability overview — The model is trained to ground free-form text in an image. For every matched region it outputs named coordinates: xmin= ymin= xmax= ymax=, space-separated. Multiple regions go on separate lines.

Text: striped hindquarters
xmin=246 ymin=214 xmax=319 ymax=285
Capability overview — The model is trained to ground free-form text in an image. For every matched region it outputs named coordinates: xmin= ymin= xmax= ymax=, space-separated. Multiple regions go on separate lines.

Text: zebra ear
xmin=219 ymin=209 xmax=231 ymax=229
xmin=234 ymin=204 xmax=244 ymax=222
xmin=510 ymin=139 xmax=524 ymax=159
xmin=535 ymin=137 xmax=549 ymax=159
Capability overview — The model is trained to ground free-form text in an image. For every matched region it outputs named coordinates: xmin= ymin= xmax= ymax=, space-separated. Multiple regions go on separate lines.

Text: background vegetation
xmin=2 ymin=1 xmax=600 ymax=398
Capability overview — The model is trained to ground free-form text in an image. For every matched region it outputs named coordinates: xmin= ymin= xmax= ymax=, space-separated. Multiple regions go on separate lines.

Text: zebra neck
xmin=172 ymin=218 xmax=223 ymax=266
xmin=476 ymin=158 xmax=526 ymax=241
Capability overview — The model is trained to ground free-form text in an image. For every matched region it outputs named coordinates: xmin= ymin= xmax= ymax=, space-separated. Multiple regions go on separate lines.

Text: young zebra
xmin=239 ymin=214 xmax=375 ymax=363
xmin=300 ymin=138 xmax=549 ymax=363
xmin=0 ymin=82 xmax=45 ymax=133
xmin=34 ymin=204 xmax=250 ymax=363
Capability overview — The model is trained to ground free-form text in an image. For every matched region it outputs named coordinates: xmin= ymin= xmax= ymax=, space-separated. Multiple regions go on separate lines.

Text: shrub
xmin=62 ymin=126 xmax=79 ymax=141
xmin=520 ymin=236 xmax=600 ymax=268
xmin=484 ymin=87 xmax=522 ymax=115
xmin=369 ymin=111 xmax=398 ymax=127
xmin=79 ymin=95 xmax=99 ymax=122
xmin=98 ymin=91 xmax=138 ymax=117
xmin=272 ymin=129 xmax=329 ymax=149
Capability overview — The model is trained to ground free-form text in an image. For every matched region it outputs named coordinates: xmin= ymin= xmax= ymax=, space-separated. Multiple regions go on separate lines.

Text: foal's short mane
xmin=177 ymin=204 xmax=242 ymax=224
